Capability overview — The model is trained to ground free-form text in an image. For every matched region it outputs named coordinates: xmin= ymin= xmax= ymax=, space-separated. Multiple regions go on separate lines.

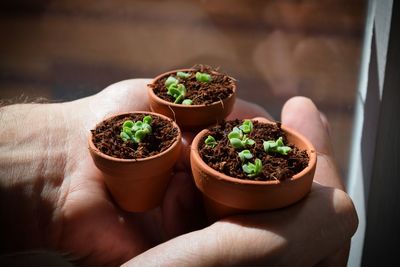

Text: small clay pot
xmin=148 ymin=68 xmax=236 ymax=130
xmin=88 ymin=111 xmax=182 ymax=212
xmin=190 ymin=117 xmax=317 ymax=220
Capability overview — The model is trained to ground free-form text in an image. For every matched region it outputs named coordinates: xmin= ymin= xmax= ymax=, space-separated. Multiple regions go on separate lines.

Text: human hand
xmin=123 ymin=97 xmax=358 ymax=266
xmin=0 ymin=79 xmax=270 ymax=266
xmin=0 ymin=79 xmax=357 ymax=266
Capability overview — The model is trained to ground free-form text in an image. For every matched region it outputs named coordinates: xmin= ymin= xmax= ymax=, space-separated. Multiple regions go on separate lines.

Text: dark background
xmin=0 ymin=0 xmax=367 ymax=179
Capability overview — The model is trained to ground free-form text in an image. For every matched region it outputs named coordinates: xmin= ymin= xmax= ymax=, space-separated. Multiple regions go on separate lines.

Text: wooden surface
xmin=0 ymin=0 xmax=367 ymax=179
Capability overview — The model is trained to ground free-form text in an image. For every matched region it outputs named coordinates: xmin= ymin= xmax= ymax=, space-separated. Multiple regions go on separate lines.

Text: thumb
xmin=95 ymin=78 xmax=152 ymax=114
xmin=281 ymin=96 xmax=332 ymax=155
xmin=73 ymin=79 xmax=152 ymax=130
xmin=281 ymin=97 xmax=351 ymax=267
xmin=281 ymin=96 xmax=344 ymax=190
xmin=122 ymin=184 xmax=358 ymax=267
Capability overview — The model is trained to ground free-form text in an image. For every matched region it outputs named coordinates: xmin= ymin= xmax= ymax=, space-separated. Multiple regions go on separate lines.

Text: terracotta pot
xmin=88 ymin=111 xmax=182 ymax=212
xmin=148 ymin=68 xmax=236 ymax=130
xmin=190 ymin=117 xmax=317 ymax=220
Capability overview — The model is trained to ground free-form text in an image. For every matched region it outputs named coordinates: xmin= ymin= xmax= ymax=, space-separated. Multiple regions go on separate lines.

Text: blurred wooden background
xmin=0 ymin=0 xmax=366 ymax=179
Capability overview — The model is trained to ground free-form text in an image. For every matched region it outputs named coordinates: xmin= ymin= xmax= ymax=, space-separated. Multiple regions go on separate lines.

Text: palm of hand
xmin=50 ymin=79 xmax=356 ymax=267
xmin=50 ymin=80 xmax=200 ymax=266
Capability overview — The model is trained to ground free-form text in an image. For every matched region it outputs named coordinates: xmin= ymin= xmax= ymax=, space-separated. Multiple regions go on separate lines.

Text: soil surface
xmin=91 ymin=113 xmax=179 ymax=159
xmin=150 ymin=65 xmax=235 ymax=105
xmin=198 ymin=120 xmax=309 ymax=181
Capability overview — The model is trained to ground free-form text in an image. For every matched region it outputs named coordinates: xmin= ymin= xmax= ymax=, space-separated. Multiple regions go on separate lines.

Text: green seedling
xmin=263 ymin=137 xmax=292 ymax=155
xmin=182 ymin=99 xmax=193 ymax=105
xmin=167 ymin=83 xmax=187 ymax=104
xmin=120 ymin=115 xmax=152 ymax=143
xmin=177 ymin=71 xmax=190 ymax=79
xmin=228 ymin=126 xmax=255 ymax=149
xmin=165 ymin=76 xmax=178 ymax=87
xmin=239 ymin=120 xmax=253 ymax=134
xmin=195 ymin=72 xmax=212 ymax=83
xmin=229 ymin=136 xmax=255 ymax=149
xmin=242 ymin=158 xmax=263 ymax=177
xmin=204 ymin=135 xmax=217 ymax=148
xmin=228 ymin=127 xmax=243 ymax=139
xmin=238 ymin=149 xmax=253 ymax=161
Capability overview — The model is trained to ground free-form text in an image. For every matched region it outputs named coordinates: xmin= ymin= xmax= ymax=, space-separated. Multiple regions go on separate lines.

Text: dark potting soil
xmin=91 ymin=113 xmax=179 ymax=159
xmin=198 ymin=120 xmax=309 ymax=181
xmin=150 ymin=65 xmax=235 ymax=105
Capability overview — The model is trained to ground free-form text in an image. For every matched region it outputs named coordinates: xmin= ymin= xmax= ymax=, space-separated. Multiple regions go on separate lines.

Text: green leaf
xmin=135 ymin=130 xmax=147 ymax=141
xmin=276 ymin=137 xmax=284 ymax=147
xmin=244 ymin=137 xmax=255 ymax=146
xmin=177 ymin=84 xmax=186 ymax=95
xmin=195 ymin=72 xmax=212 ymax=82
xmin=120 ymin=131 xmax=131 ymax=142
xmin=205 ymin=135 xmax=217 ymax=148
xmin=167 ymin=84 xmax=181 ymax=98
xmin=123 ymin=126 xmax=133 ymax=136
xmin=174 ymin=94 xmax=184 ymax=104
xmin=182 ymin=99 xmax=193 ymax=105
xmin=263 ymin=137 xmax=292 ymax=155
xmin=230 ymin=138 xmax=244 ymax=149
xmin=177 ymin=71 xmax=190 ymax=79
xmin=277 ymin=146 xmax=292 ymax=155
xmin=232 ymin=126 xmax=242 ymax=134
xmin=143 ymin=115 xmax=152 ymax=124
xmin=228 ymin=131 xmax=241 ymax=140
xmin=238 ymin=150 xmax=253 ymax=161
xmin=122 ymin=120 xmax=134 ymax=129
xmin=242 ymin=163 xmax=255 ymax=174
xmin=142 ymin=124 xmax=152 ymax=134
xmin=132 ymin=121 xmax=143 ymax=132
xmin=242 ymin=158 xmax=263 ymax=177
xmin=228 ymin=127 xmax=243 ymax=139
xmin=240 ymin=120 xmax=253 ymax=134
xmin=165 ymin=76 xmax=178 ymax=87
xmin=263 ymin=140 xmax=276 ymax=152
xmin=168 ymin=83 xmax=186 ymax=103
xmin=254 ymin=158 xmax=262 ymax=173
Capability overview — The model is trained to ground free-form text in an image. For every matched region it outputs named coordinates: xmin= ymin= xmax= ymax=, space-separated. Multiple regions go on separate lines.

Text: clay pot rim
xmin=88 ymin=111 xmax=182 ymax=163
xmin=191 ymin=118 xmax=317 ymax=186
xmin=148 ymin=68 xmax=236 ymax=108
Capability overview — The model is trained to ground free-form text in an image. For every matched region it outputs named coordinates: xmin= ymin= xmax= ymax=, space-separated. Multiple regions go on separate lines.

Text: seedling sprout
xmin=195 ymin=72 xmax=212 ymax=83
xmin=165 ymin=75 xmax=192 ymax=105
xmin=120 ymin=115 xmax=152 ymax=143
xmin=242 ymin=158 xmax=263 ymax=177
xmin=204 ymin=135 xmax=217 ymax=148
xmin=263 ymin=137 xmax=292 ymax=155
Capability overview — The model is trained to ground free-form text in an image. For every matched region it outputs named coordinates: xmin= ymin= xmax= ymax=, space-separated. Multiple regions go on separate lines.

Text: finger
xmin=281 ymin=96 xmax=344 ymax=190
xmin=281 ymin=96 xmax=331 ymax=155
xmin=98 ymin=79 xmax=151 ymax=112
xmin=122 ymin=184 xmax=358 ymax=267
xmin=314 ymin=243 xmax=351 ymax=267
xmin=161 ymin=172 xmax=206 ymax=239
xmin=281 ymin=97 xmax=349 ymax=266
xmin=319 ymin=111 xmax=332 ymax=139
xmin=81 ymin=79 xmax=152 ymax=126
